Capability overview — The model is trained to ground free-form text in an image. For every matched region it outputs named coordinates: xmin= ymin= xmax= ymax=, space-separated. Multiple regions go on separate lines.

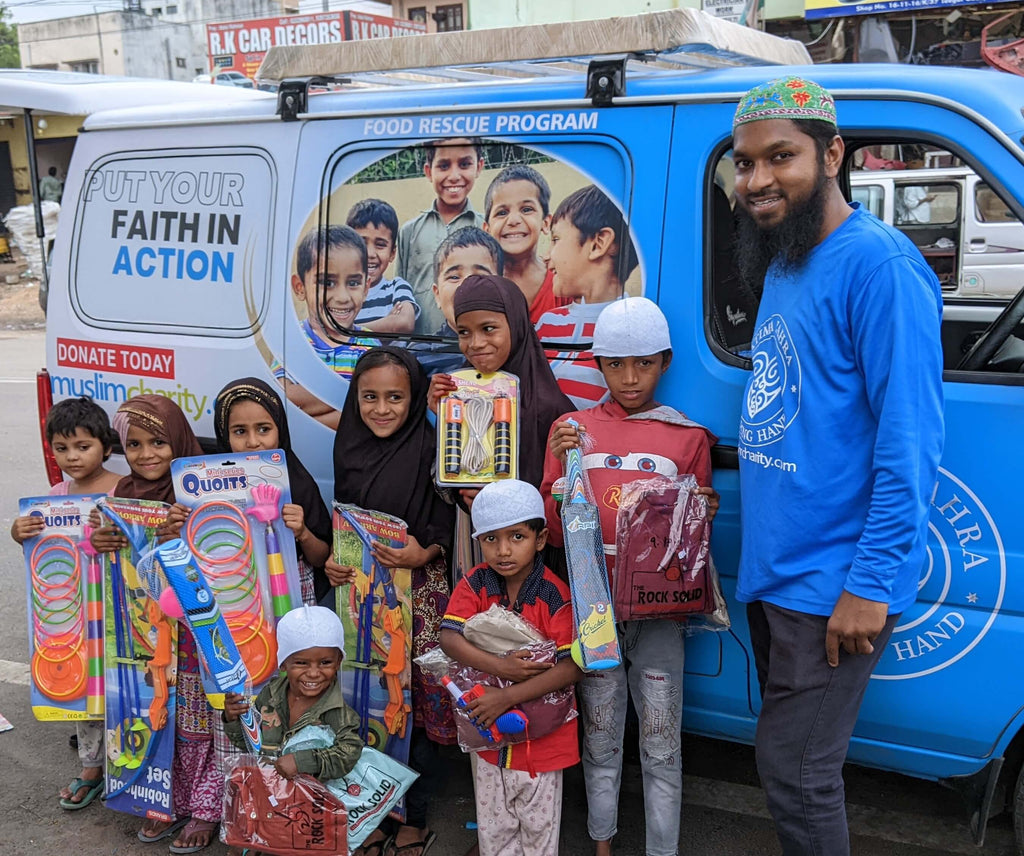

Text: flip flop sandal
xmin=356 ymin=833 xmax=394 ymax=856
xmin=388 ymin=830 xmax=437 ymax=856
xmin=137 ymin=817 xmax=189 ymax=844
xmin=58 ymin=777 xmax=103 ymax=811
xmin=168 ymin=819 xmax=219 ymax=854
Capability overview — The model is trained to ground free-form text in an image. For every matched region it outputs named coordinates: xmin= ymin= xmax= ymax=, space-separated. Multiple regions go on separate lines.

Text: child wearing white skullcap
xmin=540 ymin=296 xmax=719 ymax=856
xmin=222 ymin=605 xmax=363 ymax=784
xmin=441 ymin=478 xmax=581 ymax=856
xmin=470 ymin=478 xmax=547 ymax=539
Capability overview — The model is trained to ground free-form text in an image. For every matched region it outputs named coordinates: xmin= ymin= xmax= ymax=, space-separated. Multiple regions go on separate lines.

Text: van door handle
xmin=968 ymin=238 xmax=987 ymax=252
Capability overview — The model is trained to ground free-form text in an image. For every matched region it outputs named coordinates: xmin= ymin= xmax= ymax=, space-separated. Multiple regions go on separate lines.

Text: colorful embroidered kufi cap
xmin=733 ymin=77 xmax=837 ymax=129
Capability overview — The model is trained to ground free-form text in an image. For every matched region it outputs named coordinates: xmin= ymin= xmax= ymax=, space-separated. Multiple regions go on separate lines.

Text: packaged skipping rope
xmin=436 ymin=369 xmax=520 ymax=488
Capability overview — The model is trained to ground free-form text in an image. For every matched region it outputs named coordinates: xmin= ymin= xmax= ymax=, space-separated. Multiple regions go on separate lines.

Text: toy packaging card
xmin=171 ymin=450 xmax=300 ymax=702
xmin=332 ymin=502 xmax=413 ymax=819
xmin=98 ymin=497 xmax=178 ymax=821
xmin=20 ymin=493 xmax=105 ymax=722
xmin=436 ymin=369 xmax=520 ymax=488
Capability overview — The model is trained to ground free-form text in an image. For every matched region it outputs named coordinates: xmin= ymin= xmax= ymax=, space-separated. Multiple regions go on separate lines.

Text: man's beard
xmin=734 ymin=167 xmax=828 ymax=295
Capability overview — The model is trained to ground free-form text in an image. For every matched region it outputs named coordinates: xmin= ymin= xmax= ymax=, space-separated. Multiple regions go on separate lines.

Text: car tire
xmin=1013 ymin=761 xmax=1024 ymax=854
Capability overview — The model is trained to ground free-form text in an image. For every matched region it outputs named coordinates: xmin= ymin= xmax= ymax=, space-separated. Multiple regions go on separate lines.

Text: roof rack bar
xmin=258 ymin=9 xmax=811 ymax=84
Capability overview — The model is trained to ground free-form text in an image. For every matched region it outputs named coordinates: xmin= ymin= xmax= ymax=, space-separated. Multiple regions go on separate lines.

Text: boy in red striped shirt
xmin=441 ymin=479 xmax=580 ymax=856
xmin=534 ymin=184 xmax=639 ymax=409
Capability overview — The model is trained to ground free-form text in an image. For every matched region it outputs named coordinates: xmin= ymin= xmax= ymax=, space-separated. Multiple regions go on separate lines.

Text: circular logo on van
xmin=740 ymin=314 xmax=801 ymax=449
xmin=872 ymin=468 xmax=1005 ymax=681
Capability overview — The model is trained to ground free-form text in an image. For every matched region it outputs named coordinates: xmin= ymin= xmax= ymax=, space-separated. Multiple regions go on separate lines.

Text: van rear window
xmin=69 ymin=149 xmax=275 ymax=336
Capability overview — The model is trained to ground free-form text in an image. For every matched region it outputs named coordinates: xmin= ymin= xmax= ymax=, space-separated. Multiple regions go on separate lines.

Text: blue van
xmin=33 ymin=8 xmax=1024 ymax=847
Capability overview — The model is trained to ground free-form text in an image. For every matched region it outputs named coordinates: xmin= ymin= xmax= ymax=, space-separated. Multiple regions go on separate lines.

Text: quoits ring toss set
xmin=436 ymin=370 xmax=520 ymax=487
xmin=19 ymin=494 xmax=180 ymax=819
xmin=21 ymin=494 xmax=106 ymax=722
xmin=169 ymin=449 xmax=304 ymax=704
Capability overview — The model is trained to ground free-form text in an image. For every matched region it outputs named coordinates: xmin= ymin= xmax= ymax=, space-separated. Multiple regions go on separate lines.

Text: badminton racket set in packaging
xmin=20 ymin=494 xmax=106 ymax=722
xmin=170 ymin=449 xmax=303 ymax=704
xmin=436 ymin=369 xmax=519 ymax=488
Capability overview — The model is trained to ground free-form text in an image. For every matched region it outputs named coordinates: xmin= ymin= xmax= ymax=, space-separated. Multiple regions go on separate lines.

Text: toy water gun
xmin=441 ymin=676 xmax=528 ymax=743
xmin=154 ymin=539 xmax=261 ymax=754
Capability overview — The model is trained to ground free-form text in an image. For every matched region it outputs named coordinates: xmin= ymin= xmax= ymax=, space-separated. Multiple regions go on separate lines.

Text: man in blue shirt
xmin=732 ymin=77 xmax=944 ymax=856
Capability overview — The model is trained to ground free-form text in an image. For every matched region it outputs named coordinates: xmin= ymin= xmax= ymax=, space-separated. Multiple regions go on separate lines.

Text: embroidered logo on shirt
xmin=740 ymin=313 xmax=802 ymax=449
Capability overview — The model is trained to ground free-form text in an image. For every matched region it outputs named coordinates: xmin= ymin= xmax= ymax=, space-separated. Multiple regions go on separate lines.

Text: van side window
xmin=707 ymin=140 xmax=1024 ymax=376
xmin=304 ymin=141 xmax=637 ymax=354
xmin=69 ymin=149 xmax=275 ymax=336
xmin=852 ymin=183 xmax=884 ymax=219
xmin=975 ymin=183 xmax=1017 ymax=223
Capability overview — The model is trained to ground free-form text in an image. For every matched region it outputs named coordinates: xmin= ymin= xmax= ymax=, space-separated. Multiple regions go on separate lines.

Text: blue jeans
xmin=748 ymin=601 xmax=898 ymax=856
xmin=579 ymin=619 xmax=685 ymax=856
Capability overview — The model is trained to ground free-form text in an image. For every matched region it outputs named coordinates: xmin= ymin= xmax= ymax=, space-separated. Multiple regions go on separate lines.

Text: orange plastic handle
xmin=381 ymin=607 xmax=411 ymax=737
xmin=493 ymin=395 xmax=512 ymax=422
xmin=146 ymin=601 xmax=172 ymax=732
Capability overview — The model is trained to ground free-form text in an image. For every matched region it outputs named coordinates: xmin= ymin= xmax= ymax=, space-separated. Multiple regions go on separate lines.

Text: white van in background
xmin=850 ymin=165 xmax=1024 ymax=299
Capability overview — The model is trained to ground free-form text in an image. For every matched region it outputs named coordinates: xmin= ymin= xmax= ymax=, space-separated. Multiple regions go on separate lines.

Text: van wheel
xmin=1013 ymin=762 xmax=1024 ymax=854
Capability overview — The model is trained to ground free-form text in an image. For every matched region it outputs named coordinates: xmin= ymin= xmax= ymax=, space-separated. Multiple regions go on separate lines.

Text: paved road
xmin=0 ymin=329 xmax=1017 ymax=856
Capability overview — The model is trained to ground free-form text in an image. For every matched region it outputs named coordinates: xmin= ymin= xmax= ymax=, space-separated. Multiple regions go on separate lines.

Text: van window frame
xmin=67 ymin=145 xmax=277 ymax=338
xmin=704 ymin=132 xmax=1024 ymax=386
xmin=312 ymin=134 xmax=639 ymax=351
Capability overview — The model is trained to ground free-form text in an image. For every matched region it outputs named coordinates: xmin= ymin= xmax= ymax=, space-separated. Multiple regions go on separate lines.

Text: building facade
xmin=391 ymin=0 xmax=467 ymax=32
xmin=19 ymin=11 xmax=197 ymax=79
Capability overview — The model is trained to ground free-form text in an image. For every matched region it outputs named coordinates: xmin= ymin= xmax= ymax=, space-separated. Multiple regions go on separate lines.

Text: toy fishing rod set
xmin=20 ymin=494 xmax=105 ymax=722
xmin=436 ymin=370 xmax=520 ymax=487
xmin=170 ymin=449 xmax=303 ymax=702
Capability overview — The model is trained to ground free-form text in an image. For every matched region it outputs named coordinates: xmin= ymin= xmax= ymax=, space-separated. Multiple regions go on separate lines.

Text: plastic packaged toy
xmin=223 ymin=754 xmax=348 ymax=856
xmin=436 ymin=369 xmax=519 ymax=487
xmin=20 ymin=493 xmax=105 ymax=722
xmin=282 ymin=726 xmax=419 ymax=852
xmin=96 ymin=497 xmax=178 ymax=821
xmin=171 ymin=449 xmax=302 ymax=701
xmin=614 ymin=475 xmax=730 ymax=630
xmin=332 ymin=503 xmax=414 ymax=818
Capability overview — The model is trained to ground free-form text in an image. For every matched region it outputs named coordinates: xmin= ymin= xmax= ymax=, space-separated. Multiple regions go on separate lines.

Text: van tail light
xmin=36 ymin=369 xmax=62 ymax=487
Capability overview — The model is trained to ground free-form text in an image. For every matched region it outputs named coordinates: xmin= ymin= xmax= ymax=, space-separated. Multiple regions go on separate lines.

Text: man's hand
xmin=493 ymin=649 xmax=552 ymax=683
xmin=825 ymin=590 xmax=888 ymax=667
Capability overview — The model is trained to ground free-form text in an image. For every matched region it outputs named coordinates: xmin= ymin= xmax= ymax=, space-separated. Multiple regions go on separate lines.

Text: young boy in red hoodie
xmin=540 ymin=297 xmax=718 ymax=856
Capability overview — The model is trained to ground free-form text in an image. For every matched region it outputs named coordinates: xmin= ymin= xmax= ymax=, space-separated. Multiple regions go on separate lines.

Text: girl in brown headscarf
xmin=92 ymin=396 xmax=222 ymax=853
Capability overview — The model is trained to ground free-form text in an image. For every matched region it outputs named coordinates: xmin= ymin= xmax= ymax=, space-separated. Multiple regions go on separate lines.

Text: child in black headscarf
xmin=214 ymin=378 xmax=333 ymax=604
xmin=428 ymin=274 xmax=573 ymax=491
xmin=330 ymin=346 xmax=457 ymax=856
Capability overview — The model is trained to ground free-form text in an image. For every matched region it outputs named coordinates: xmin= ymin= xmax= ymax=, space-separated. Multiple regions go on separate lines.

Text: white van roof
xmin=0 ymin=69 xmax=271 ymax=117
xmin=258 ymin=8 xmax=811 ymax=83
